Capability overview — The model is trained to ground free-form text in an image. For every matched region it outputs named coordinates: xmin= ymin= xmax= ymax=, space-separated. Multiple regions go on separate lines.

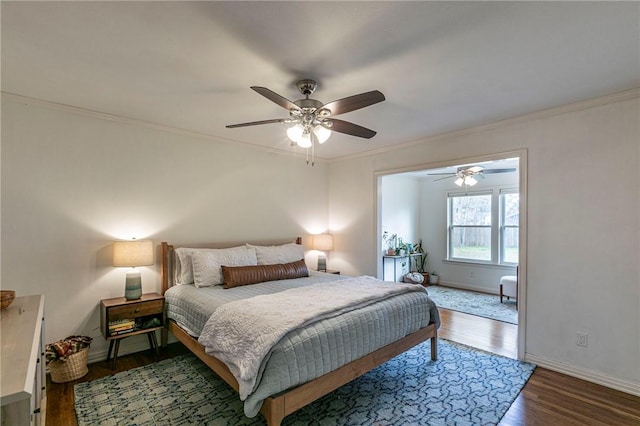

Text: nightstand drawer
xmin=108 ymin=299 xmax=163 ymax=321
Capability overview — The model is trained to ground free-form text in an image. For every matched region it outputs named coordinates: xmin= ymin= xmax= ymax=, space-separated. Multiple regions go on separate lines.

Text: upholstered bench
xmin=499 ymin=275 xmax=517 ymax=308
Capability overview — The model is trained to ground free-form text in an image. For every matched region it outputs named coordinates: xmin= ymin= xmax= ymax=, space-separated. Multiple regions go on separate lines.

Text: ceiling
xmin=2 ymin=2 xmax=638 ymax=160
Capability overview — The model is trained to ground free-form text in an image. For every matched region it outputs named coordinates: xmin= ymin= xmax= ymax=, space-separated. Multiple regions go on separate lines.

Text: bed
xmin=160 ymin=238 xmax=439 ymax=426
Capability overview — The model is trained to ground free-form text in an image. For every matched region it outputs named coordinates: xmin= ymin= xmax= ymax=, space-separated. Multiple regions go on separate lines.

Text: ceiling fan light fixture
xmin=455 ymin=175 xmax=478 ymax=187
xmin=288 ymin=123 xmax=330 ymax=147
xmin=287 ymin=124 xmax=313 ymax=148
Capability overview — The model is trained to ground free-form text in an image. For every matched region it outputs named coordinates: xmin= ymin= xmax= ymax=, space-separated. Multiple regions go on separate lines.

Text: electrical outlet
xmin=576 ymin=332 xmax=588 ymax=347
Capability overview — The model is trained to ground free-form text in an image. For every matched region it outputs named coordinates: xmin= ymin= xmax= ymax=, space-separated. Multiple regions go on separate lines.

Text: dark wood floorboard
xmin=46 ymin=309 xmax=639 ymax=425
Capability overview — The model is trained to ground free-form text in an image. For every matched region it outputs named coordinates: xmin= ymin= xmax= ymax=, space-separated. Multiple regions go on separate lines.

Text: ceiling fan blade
xmin=482 ymin=168 xmax=517 ymax=174
xmin=251 ymin=86 xmax=301 ymax=111
xmin=226 ymin=118 xmax=288 ymax=128
xmin=427 ymin=172 xmax=457 ymax=176
xmin=321 ymin=90 xmax=385 ymax=116
xmin=434 ymin=175 xmax=456 ymax=182
xmin=325 ymin=118 xmax=377 ymax=139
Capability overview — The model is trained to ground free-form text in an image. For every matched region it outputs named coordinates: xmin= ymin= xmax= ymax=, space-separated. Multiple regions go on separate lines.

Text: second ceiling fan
xmin=226 ymin=79 xmax=385 ymax=149
xmin=429 ymin=165 xmax=516 ymax=187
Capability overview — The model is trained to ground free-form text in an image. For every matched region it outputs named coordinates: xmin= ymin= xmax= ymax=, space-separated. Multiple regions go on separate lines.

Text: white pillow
xmin=192 ymin=246 xmax=257 ymax=287
xmin=175 ymin=247 xmax=229 ymax=285
xmin=247 ymin=243 xmax=304 ymax=265
xmin=174 ymin=247 xmax=199 ymax=285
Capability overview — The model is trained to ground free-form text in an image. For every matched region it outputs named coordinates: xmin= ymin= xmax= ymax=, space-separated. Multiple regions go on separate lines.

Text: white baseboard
xmin=525 ymin=353 xmax=640 ymax=397
xmin=435 ymin=281 xmax=499 ymax=296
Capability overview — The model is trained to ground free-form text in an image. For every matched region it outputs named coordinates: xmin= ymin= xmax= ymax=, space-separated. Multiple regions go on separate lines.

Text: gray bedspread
xmin=165 ymin=272 xmax=440 ymax=417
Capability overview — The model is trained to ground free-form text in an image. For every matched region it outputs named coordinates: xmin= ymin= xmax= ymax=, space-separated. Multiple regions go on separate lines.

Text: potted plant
xmin=382 ymin=232 xmax=397 ymax=255
xmin=412 ymin=240 xmax=429 ymax=282
xmin=429 ymin=271 xmax=439 ymax=285
xmin=396 ymin=238 xmax=409 ymax=256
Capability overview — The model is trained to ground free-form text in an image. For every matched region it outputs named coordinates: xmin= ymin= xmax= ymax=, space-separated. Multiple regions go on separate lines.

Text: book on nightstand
xmin=109 ymin=319 xmax=136 ymax=335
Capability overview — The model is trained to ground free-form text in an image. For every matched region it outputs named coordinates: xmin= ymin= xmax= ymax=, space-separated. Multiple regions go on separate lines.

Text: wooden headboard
xmin=160 ymin=237 xmax=302 ymax=295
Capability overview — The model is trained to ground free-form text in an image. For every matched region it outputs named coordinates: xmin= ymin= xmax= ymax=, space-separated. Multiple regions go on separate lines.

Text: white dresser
xmin=1 ymin=295 xmax=46 ymax=426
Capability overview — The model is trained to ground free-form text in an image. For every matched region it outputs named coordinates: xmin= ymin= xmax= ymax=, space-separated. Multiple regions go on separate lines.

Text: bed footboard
xmin=167 ymin=319 xmax=437 ymax=426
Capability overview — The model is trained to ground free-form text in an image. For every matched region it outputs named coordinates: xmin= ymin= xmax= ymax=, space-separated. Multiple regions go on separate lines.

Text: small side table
xmin=100 ymin=292 xmax=164 ymax=369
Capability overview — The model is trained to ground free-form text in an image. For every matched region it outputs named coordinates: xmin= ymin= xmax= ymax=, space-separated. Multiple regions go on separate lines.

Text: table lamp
xmin=113 ymin=239 xmax=154 ymax=300
xmin=312 ymin=234 xmax=334 ymax=272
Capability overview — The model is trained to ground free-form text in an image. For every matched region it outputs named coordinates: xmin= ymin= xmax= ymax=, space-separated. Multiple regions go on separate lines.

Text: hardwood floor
xmin=437 ymin=307 xmax=518 ymax=359
xmin=46 ymin=309 xmax=639 ymax=425
xmin=439 ymin=309 xmax=639 ymax=426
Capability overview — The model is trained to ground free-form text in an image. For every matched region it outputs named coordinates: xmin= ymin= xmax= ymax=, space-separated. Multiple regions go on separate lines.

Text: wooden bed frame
xmin=160 ymin=239 xmax=438 ymax=426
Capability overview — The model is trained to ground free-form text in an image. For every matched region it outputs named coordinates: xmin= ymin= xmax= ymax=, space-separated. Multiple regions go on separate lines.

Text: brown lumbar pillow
xmin=222 ymin=259 xmax=309 ymax=289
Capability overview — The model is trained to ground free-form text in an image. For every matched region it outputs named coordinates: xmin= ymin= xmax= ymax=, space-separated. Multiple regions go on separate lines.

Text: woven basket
xmin=49 ymin=347 xmax=89 ymax=383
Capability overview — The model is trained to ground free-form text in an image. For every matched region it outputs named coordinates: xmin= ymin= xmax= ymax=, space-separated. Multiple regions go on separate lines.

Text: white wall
xmin=1 ymin=95 xmax=329 ymax=361
xmin=381 ymin=174 xmax=421 ymax=247
xmin=380 ymin=174 xmax=421 ymax=282
xmin=329 ymin=91 xmax=640 ymax=394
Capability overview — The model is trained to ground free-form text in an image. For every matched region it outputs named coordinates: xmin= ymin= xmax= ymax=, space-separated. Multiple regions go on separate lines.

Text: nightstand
xmin=100 ymin=292 xmax=164 ymax=369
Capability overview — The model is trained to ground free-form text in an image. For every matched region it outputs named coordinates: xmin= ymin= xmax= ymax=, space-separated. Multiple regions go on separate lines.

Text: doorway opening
xmin=375 ymin=150 xmax=527 ymax=359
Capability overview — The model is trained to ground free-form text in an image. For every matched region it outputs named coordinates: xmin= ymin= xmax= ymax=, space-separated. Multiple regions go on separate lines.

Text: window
xmin=447 ymin=188 xmax=519 ymax=265
xmin=449 ymin=192 xmax=492 ymax=261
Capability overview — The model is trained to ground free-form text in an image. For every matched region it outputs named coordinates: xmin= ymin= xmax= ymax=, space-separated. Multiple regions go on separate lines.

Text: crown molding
xmin=333 ymin=87 xmax=640 ymax=163
xmin=0 ymin=91 xmax=329 ymax=164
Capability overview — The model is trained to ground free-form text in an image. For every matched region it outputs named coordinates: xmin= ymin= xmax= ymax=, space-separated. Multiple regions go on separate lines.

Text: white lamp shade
xmin=113 ymin=240 xmax=154 ymax=267
xmin=297 ymin=132 xmax=312 ymax=148
xmin=465 ymin=176 xmax=478 ymax=186
xmin=312 ymin=234 xmax=334 ymax=251
xmin=287 ymin=124 xmax=304 ymax=143
xmin=313 ymin=125 xmax=332 ymax=144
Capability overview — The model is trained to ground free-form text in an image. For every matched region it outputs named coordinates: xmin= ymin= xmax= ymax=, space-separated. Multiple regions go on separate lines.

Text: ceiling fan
xmin=226 ymin=79 xmax=385 ymax=150
xmin=429 ymin=165 xmax=516 ymax=187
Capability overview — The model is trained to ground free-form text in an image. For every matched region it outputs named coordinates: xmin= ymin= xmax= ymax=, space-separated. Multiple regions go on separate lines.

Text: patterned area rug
xmin=75 ymin=339 xmax=534 ymax=425
xmin=427 ymin=286 xmax=518 ymax=324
